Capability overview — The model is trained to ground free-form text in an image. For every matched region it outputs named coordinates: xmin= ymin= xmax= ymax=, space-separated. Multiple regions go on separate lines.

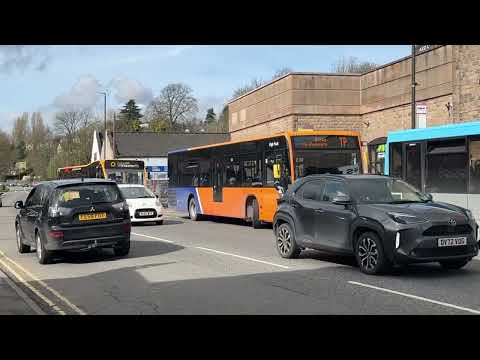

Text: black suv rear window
xmin=52 ymin=184 xmax=123 ymax=208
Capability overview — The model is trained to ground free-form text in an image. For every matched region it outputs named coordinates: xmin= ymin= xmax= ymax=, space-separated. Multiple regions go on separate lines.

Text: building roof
xmin=114 ymin=132 xmax=230 ymax=157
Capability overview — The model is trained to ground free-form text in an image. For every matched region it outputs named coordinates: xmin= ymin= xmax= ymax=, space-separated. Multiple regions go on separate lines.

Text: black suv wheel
xmin=36 ymin=231 xmax=52 ymax=265
xmin=275 ymin=222 xmax=301 ymax=258
xmin=16 ymin=225 xmax=30 ymax=253
xmin=355 ymin=232 xmax=391 ymax=275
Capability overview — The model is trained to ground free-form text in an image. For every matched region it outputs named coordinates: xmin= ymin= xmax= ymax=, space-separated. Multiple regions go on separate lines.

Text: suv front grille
xmin=411 ymin=245 xmax=477 ymax=258
xmin=423 ymin=224 xmax=473 ymax=237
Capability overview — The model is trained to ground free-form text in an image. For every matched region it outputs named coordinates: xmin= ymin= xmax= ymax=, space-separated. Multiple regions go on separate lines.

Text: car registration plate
xmin=139 ymin=211 xmax=154 ymax=216
xmin=438 ymin=237 xmax=467 ymax=247
xmin=78 ymin=212 xmax=107 ymax=221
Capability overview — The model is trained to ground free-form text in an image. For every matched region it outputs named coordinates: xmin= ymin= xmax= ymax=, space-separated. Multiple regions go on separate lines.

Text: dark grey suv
xmin=273 ymin=175 xmax=479 ymax=275
xmin=15 ymin=179 xmax=131 ymax=264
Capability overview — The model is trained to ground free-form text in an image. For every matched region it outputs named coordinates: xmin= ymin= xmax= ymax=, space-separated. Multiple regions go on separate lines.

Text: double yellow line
xmin=0 ymin=250 xmax=86 ymax=315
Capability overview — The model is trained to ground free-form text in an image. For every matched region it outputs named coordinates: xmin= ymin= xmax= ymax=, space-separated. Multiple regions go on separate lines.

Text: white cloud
xmin=109 ymin=76 xmax=153 ymax=105
xmin=52 ymin=74 xmax=103 ymax=110
xmin=0 ymin=46 xmax=51 ymax=73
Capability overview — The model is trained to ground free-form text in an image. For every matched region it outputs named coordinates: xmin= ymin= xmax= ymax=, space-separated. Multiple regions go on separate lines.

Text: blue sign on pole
xmin=146 ymin=166 xmax=168 ymax=172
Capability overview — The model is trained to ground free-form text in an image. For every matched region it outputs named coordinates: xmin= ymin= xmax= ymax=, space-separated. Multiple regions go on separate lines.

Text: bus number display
xmin=293 ymin=136 xmax=358 ymax=150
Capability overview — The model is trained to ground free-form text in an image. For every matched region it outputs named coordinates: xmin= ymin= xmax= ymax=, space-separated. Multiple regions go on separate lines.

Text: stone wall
xmin=227 ymin=45 xmax=480 ymax=145
xmin=453 ymin=45 xmax=480 ymax=122
xmin=230 ymin=115 xmax=296 ymax=141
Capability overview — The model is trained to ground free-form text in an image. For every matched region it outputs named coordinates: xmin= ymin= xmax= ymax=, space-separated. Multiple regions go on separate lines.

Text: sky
xmin=0 ymin=45 xmax=410 ymax=132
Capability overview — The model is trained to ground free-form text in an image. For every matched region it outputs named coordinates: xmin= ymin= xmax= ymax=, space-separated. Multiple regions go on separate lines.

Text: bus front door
xmin=213 ymin=159 xmax=223 ymax=202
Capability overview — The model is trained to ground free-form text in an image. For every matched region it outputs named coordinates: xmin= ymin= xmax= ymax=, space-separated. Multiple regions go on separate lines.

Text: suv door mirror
xmin=332 ymin=194 xmax=352 ymax=205
xmin=14 ymin=201 xmax=24 ymax=209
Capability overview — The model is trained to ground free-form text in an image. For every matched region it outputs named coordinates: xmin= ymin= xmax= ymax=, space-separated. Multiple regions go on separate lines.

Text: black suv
xmin=15 ymin=179 xmax=131 ymax=264
xmin=273 ymin=175 xmax=479 ymax=274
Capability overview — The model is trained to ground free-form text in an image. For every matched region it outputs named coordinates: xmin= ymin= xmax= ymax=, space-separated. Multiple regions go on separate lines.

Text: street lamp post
xmin=411 ymin=45 xmax=416 ymax=129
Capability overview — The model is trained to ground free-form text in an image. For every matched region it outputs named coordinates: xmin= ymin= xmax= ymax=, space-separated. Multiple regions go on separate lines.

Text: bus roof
xmin=168 ymin=130 xmax=361 ymax=154
xmin=387 ymin=120 xmax=480 ymax=143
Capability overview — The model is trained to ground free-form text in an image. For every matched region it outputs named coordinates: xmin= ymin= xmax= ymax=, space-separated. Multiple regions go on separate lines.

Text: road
xmin=1 ymin=191 xmax=480 ymax=314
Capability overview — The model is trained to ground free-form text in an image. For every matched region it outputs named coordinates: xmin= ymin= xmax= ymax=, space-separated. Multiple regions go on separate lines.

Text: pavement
xmin=1 ymin=189 xmax=480 ymax=315
xmin=0 ymin=261 xmax=42 ymax=315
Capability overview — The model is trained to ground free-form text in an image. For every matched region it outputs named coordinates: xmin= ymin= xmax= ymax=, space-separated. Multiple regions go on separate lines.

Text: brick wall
xmin=230 ymin=115 xmax=296 ymax=141
xmin=453 ymin=45 xmax=480 ymax=122
xmin=296 ymin=115 xmax=362 ymax=132
xmin=361 ymin=94 xmax=453 ymax=143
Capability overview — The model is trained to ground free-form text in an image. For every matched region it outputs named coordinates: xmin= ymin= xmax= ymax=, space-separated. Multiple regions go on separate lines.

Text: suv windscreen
xmin=348 ymin=178 xmax=429 ymax=204
xmin=51 ymin=184 xmax=123 ymax=208
xmin=120 ymin=186 xmax=155 ymax=199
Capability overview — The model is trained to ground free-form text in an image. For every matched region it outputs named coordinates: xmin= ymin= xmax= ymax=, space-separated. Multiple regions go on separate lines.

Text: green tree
xmin=205 ymin=108 xmax=216 ymax=124
xmin=217 ymin=105 xmax=229 ymax=132
xmin=0 ymin=130 xmax=14 ymax=180
xmin=118 ymin=99 xmax=143 ymax=131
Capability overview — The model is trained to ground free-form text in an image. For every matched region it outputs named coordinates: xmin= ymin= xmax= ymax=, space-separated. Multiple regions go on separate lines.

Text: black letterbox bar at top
xmin=105 ymin=160 xmax=143 ymax=169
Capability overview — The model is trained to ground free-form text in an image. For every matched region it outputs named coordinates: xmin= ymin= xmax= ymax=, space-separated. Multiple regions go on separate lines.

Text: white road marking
xmin=195 ymin=246 xmax=291 ymax=269
xmin=131 ymin=232 xmax=175 ymax=243
xmin=0 ymin=257 xmax=65 ymax=315
xmin=348 ymin=281 xmax=480 ymax=315
xmin=0 ymin=250 xmax=86 ymax=315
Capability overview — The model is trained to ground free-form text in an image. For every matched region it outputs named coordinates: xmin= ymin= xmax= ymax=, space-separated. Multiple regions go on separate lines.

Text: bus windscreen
xmin=293 ymin=135 xmax=361 ymax=177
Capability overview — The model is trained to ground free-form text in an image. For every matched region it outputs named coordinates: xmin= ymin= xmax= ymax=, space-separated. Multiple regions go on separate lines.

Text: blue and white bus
xmin=384 ymin=121 xmax=480 ymax=220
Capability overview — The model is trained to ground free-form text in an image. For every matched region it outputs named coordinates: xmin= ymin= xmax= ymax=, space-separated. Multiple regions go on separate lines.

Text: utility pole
xmin=113 ymin=112 xmax=116 ymax=159
xmin=411 ymin=45 xmax=417 ymax=129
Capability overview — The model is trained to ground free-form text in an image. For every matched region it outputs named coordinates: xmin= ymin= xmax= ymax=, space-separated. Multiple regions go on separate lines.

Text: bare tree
xmin=232 ymin=67 xmax=294 ymax=100
xmin=146 ymin=83 xmax=198 ymax=130
xmin=331 ymin=56 xmax=377 ymax=73
xmin=272 ymin=67 xmax=293 ymax=79
xmin=54 ymin=108 xmax=93 ymax=164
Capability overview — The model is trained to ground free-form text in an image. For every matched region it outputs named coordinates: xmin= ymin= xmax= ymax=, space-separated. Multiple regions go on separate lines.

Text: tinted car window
xmin=51 ymin=184 xmax=123 ymax=208
xmin=120 ymin=186 xmax=155 ymax=199
xmin=322 ymin=181 xmax=348 ymax=202
xmin=26 ymin=186 xmax=43 ymax=206
xmin=298 ymin=181 xmax=324 ymax=201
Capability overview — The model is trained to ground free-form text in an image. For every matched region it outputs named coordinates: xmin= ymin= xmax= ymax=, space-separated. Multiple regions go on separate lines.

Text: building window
xmin=426 ymin=138 xmax=468 ymax=194
xmin=469 ymin=137 xmax=480 ymax=194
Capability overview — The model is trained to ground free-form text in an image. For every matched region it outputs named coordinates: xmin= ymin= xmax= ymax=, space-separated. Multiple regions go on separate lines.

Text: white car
xmin=118 ymin=184 xmax=163 ymax=225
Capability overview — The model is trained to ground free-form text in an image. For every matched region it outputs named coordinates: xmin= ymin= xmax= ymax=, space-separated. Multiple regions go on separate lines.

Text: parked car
xmin=118 ymin=184 xmax=163 ymax=225
xmin=273 ymin=174 xmax=479 ymax=275
xmin=14 ymin=179 xmax=131 ymax=264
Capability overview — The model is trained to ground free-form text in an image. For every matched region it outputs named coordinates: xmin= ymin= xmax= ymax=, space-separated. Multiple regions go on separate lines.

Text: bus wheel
xmin=250 ymin=199 xmax=261 ymax=229
xmin=188 ymin=197 xmax=200 ymax=221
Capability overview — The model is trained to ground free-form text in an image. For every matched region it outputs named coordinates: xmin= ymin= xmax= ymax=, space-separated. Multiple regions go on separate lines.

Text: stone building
xmin=227 ymin=45 xmax=480 ymax=173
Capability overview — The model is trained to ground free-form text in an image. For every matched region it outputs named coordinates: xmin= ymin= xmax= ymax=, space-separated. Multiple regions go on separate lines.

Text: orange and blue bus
xmin=168 ymin=130 xmax=364 ymax=226
xmin=57 ymin=159 xmax=146 ymax=185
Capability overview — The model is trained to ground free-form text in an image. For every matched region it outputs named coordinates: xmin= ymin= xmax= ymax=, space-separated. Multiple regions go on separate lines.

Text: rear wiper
xmin=91 ymin=201 xmax=110 ymax=204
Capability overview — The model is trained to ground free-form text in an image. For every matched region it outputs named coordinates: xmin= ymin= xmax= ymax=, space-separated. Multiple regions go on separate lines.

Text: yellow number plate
xmin=78 ymin=212 xmax=107 ymax=221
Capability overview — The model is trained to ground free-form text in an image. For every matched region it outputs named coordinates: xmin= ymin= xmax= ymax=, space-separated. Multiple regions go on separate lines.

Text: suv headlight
xmin=388 ymin=212 xmax=427 ymax=224
xmin=464 ymin=209 xmax=473 ymax=220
